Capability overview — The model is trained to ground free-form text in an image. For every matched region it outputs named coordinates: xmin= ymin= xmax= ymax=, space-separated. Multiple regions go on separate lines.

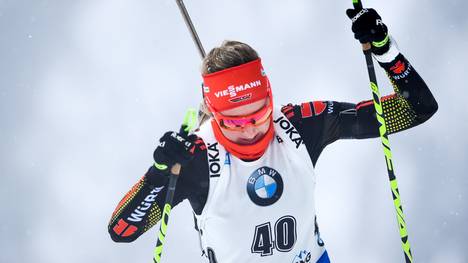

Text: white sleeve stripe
xmin=372 ymin=36 xmax=401 ymax=63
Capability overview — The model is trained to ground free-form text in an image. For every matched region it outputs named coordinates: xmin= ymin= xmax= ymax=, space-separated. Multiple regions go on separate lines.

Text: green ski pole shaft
xmin=352 ymin=0 xmax=413 ymax=262
xmin=152 ymin=109 xmax=198 ymax=263
xmin=153 ymin=164 xmax=180 ymax=263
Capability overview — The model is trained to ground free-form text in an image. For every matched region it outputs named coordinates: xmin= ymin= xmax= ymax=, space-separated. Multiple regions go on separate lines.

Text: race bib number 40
xmin=251 ymin=216 xmax=297 ymax=256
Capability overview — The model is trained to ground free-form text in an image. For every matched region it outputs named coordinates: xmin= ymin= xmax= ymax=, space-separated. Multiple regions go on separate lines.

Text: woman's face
xmin=218 ymin=98 xmax=271 ymax=145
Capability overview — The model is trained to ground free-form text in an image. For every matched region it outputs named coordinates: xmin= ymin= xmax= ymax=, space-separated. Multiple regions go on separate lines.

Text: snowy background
xmin=1 ymin=0 xmax=467 ymax=262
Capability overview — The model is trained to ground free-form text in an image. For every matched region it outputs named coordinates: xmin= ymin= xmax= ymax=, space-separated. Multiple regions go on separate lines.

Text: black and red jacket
xmin=108 ymin=53 xmax=438 ymax=243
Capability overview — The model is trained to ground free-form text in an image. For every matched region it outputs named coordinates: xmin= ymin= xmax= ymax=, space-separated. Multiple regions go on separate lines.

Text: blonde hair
xmin=198 ymin=40 xmax=259 ymax=125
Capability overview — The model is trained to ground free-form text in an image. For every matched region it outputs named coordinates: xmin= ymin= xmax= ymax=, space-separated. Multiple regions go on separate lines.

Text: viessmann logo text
xmin=212 ymin=80 xmax=262 ymax=98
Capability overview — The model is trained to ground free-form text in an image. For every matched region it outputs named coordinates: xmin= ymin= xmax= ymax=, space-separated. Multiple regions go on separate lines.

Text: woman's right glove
xmin=153 ymin=129 xmax=196 ymax=176
xmin=346 ymin=7 xmax=390 ymax=55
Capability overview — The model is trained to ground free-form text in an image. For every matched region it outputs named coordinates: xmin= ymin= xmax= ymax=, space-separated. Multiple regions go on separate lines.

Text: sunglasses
xmin=214 ymin=100 xmax=273 ymax=131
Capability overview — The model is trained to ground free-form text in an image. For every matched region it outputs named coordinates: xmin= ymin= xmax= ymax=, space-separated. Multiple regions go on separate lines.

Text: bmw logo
xmin=247 ymin=166 xmax=283 ymax=206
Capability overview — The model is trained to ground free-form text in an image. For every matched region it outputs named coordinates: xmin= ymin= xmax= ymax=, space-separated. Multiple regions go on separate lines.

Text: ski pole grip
xmin=171 ymin=163 xmax=182 ymax=176
xmin=362 ymin=43 xmax=372 ymax=51
xmin=351 ymin=0 xmax=371 ymax=51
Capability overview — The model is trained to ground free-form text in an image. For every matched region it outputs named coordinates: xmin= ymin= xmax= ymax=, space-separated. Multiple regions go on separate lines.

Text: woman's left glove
xmin=346 ymin=8 xmax=390 ymax=55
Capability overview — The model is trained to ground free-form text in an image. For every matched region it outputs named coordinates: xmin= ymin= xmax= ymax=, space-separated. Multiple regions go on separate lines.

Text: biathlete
xmin=108 ymin=7 xmax=438 ymax=263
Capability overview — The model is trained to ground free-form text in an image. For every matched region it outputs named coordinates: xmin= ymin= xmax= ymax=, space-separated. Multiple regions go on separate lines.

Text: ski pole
xmin=153 ymin=109 xmax=198 ymax=263
xmin=175 ymin=0 xmax=206 ymax=59
xmin=153 ymin=2 xmax=207 ymax=261
xmin=175 ymin=0 xmax=211 ymax=126
xmin=351 ymin=1 xmax=413 ymax=262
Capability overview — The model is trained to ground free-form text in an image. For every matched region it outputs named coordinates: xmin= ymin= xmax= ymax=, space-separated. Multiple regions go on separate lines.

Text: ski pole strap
xmin=182 ymin=108 xmax=198 ymax=134
xmin=352 ymin=0 xmax=363 ymax=10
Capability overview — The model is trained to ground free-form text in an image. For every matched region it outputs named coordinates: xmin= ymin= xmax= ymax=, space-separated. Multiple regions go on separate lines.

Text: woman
xmin=108 ymin=7 xmax=437 ymax=263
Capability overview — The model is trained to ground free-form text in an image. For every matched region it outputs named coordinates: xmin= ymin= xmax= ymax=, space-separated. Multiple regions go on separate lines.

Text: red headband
xmin=202 ymin=58 xmax=270 ymax=112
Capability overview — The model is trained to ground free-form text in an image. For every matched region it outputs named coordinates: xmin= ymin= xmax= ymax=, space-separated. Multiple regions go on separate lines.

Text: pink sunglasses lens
xmin=223 ymin=118 xmax=252 ymax=127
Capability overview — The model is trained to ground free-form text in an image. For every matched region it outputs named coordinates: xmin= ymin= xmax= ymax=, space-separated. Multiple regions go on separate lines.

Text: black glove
xmin=153 ymin=127 xmax=196 ymax=176
xmin=346 ymin=8 xmax=390 ymax=55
